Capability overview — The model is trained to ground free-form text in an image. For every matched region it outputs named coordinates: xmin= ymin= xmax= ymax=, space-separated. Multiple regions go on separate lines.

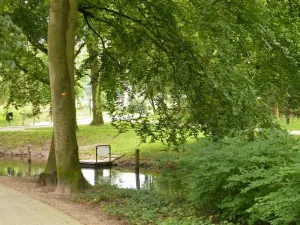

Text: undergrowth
xmin=178 ymin=129 xmax=300 ymax=225
xmin=82 ymin=183 xmax=235 ymax=225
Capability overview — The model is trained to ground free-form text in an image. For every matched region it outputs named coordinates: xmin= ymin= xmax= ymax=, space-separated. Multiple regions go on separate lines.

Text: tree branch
xmin=75 ymin=42 xmax=86 ymax=59
xmin=14 ymin=60 xmax=50 ymax=85
xmin=82 ymin=14 xmax=122 ymax=70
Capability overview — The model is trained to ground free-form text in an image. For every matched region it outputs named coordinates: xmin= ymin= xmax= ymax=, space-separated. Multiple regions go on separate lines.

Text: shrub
xmin=179 ymin=129 xmax=300 ymax=224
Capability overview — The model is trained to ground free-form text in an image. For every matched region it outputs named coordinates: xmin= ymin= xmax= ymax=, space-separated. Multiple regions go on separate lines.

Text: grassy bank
xmin=0 ymin=123 xmax=202 ymax=165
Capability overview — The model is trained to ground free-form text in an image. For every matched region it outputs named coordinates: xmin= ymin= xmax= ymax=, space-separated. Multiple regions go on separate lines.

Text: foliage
xmin=3 ymin=0 xmax=300 ymax=145
xmin=0 ymin=106 xmax=51 ymax=127
xmin=176 ymin=129 xmax=300 ymax=224
xmin=83 ymin=183 xmax=232 ymax=225
xmin=0 ymin=1 xmax=51 ymax=112
xmin=80 ymin=0 xmax=286 ymax=144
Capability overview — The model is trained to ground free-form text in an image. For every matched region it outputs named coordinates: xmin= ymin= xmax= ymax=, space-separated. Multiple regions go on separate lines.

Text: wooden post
xmin=95 ymin=146 xmax=98 ymax=163
xmin=27 ymin=145 xmax=32 ymax=176
xmin=135 ymin=149 xmax=140 ymax=189
xmin=109 ymin=145 xmax=111 ymax=162
xmin=27 ymin=145 xmax=31 ymax=164
xmin=135 ymin=149 xmax=140 ymax=171
xmin=273 ymin=104 xmax=279 ymax=119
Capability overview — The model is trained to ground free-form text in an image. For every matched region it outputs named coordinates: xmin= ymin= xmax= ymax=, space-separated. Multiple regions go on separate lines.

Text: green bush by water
xmin=177 ymin=129 xmax=300 ymax=224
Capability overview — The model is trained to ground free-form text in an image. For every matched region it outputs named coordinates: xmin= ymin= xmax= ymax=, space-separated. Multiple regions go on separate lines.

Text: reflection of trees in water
xmin=0 ymin=160 xmax=44 ymax=177
xmin=142 ymin=174 xmax=154 ymax=190
xmin=95 ymin=169 xmax=112 ymax=185
xmin=93 ymin=168 xmax=155 ymax=190
xmin=7 ymin=167 xmax=15 ymax=176
xmin=136 ymin=169 xmax=140 ymax=189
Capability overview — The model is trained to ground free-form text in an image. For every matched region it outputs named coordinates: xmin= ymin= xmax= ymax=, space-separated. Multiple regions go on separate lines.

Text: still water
xmin=0 ymin=158 xmax=156 ymax=189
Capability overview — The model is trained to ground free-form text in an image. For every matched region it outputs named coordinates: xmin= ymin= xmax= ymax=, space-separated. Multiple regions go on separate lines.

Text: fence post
xmin=135 ymin=149 xmax=140 ymax=171
xmin=27 ymin=145 xmax=31 ymax=164
xmin=135 ymin=149 xmax=140 ymax=189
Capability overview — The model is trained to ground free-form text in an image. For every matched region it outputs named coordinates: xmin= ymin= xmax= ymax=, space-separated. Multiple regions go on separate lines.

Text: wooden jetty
xmin=80 ymin=144 xmax=124 ymax=168
xmin=80 ymin=154 xmax=124 ymax=168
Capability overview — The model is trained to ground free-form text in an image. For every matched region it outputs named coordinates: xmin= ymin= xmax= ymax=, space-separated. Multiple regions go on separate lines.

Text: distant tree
xmin=86 ymin=38 xmax=105 ymax=125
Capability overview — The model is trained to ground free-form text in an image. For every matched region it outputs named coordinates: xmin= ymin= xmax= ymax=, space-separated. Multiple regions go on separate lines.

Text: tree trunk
xmin=48 ymin=0 xmax=87 ymax=193
xmin=273 ymin=104 xmax=279 ymax=119
xmin=87 ymin=43 xmax=104 ymax=126
xmin=66 ymin=0 xmax=79 ymax=131
xmin=37 ymin=135 xmax=57 ymax=186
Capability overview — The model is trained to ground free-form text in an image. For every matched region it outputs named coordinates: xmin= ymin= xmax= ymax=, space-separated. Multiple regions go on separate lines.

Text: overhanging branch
xmin=83 ymin=14 xmax=122 ymax=70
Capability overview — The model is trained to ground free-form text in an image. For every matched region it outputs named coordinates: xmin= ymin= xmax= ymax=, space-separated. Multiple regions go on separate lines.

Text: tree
xmin=86 ymin=39 xmax=104 ymax=125
xmin=48 ymin=0 xmax=87 ymax=193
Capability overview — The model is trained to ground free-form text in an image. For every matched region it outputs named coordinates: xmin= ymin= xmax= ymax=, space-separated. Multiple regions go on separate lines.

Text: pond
xmin=0 ymin=158 xmax=157 ymax=190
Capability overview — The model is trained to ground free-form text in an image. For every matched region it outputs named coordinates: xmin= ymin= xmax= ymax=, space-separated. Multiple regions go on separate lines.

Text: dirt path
xmin=0 ymin=182 xmax=82 ymax=225
xmin=0 ymin=176 xmax=127 ymax=225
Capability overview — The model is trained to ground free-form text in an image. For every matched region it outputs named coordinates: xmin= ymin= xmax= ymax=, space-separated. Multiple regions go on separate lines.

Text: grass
xmin=0 ymin=130 xmax=52 ymax=149
xmin=278 ymin=116 xmax=300 ymax=130
xmin=0 ymin=123 xmax=202 ymax=163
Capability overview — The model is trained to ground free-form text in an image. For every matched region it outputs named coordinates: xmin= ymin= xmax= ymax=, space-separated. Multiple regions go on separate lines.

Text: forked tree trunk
xmin=87 ymin=43 xmax=104 ymax=126
xmin=48 ymin=0 xmax=87 ymax=193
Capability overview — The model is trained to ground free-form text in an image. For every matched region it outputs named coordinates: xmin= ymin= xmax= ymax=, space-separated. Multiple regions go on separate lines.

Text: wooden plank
xmin=80 ymin=154 xmax=124 ymax=168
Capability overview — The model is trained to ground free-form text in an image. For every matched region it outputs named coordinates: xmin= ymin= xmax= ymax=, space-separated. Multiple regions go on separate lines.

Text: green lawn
xmin=0 ymin=123 xmax=202 ymax=162
xmin=279 ymin=116 xmax=300 ymax=130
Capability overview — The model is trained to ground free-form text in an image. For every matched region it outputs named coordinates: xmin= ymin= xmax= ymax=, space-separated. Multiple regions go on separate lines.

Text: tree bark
xmin=37 ymin=135 xmax=57 ymax=186
xmin=66 ymin=0 xmax=79 ymax=131
xmin=273 ymin=104 xmax=279 ymax=119
xmin=48 ymin=0 xmax=87 ymax=193
xmin=87 ymin=43 xmax=104 ymax=126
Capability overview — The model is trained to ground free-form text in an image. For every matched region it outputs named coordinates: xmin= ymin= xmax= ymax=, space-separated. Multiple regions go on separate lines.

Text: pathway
xmin=0 ymin=116 xmax=111 ymax=132
xmin=0 ymin=183 xmax=83 ymax=225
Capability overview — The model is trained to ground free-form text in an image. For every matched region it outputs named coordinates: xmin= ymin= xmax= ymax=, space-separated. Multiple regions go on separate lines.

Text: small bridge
xmin=80 ymin=144 xmax=124 ymax=168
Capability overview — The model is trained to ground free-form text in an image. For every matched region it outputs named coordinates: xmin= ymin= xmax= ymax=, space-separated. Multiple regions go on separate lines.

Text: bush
xmin=179 ymin=129 xmax=300 ymax=224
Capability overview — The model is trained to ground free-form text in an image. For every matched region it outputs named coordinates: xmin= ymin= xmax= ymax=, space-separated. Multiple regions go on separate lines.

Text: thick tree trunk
xmin=48 ymin=0 xmax=87 ymax=193
xmin=87 ymin=43 xmax=104 ymax=126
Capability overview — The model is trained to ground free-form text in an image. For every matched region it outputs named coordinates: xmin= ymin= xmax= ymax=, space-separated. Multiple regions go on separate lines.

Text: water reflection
xmin=0 ymin=158 xmax=155 ymax=189
xmin=81 ymin=168 xmax=155 ymax=189
xmin=0 ymin=158 xmax=44 ymax=177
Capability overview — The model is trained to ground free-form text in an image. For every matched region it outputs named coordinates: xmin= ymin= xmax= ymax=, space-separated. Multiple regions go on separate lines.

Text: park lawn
xmin=0 ymin=123 xmax=202 ymax=162
xmin=0 ymin=130 xmax=52 ymax=149
xmin=279 ymin=116 xmax=300 ymax=130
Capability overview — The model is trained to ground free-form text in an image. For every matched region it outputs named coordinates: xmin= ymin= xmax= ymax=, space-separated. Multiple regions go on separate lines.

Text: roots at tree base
xmin=37 ymin=171 xmax=57 ymax=186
